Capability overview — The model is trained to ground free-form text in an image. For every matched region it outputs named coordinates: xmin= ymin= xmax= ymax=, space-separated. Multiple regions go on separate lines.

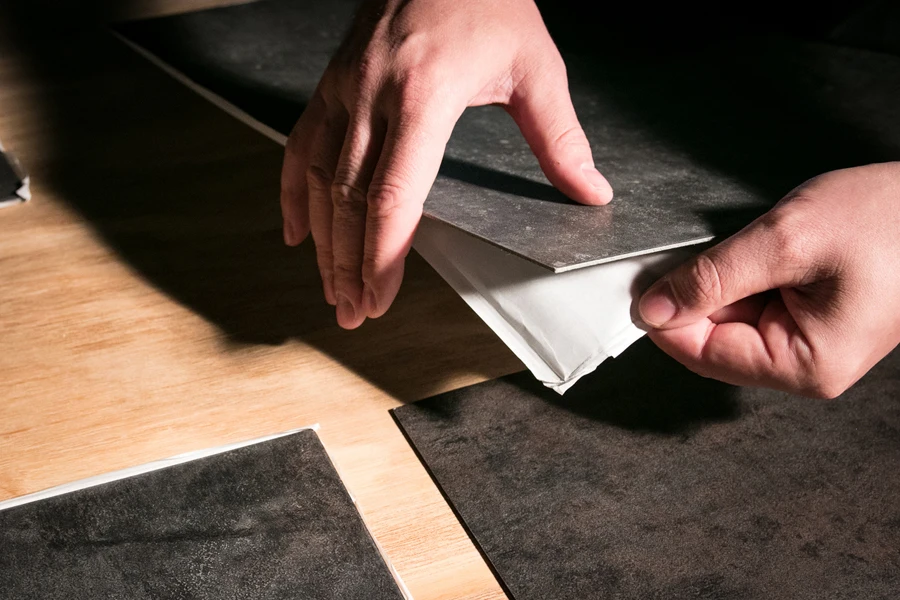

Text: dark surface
xmin=0 ymin=429 xmax=403 ymax=600
xmin=393 ymin=340 xmax=900 ymax=600
xmin=829 ymin=0 xmax=900 ymax=57
xmin=0 ymin=148 xmax=24 ymax=204
xmin=116 ymin=0 xmax=900 ymax=271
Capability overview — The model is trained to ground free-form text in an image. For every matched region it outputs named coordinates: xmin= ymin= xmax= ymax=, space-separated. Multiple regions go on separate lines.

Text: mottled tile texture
xmin=116 ymin=0 xmax=900 ymax=271
xmin=393 ymin=340 xmax=900 ymax=600
xmin=0 ymin=430 xmax=403 ymax=600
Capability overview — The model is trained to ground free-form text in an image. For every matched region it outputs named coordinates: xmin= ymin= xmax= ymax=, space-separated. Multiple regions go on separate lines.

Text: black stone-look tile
xmin=393 ymin=340 xmax=900 ymax=600
xmin=0 ymin=429 xmax=404 ymax=600
xmin=115 ymin=0 xmax=900 ymax=271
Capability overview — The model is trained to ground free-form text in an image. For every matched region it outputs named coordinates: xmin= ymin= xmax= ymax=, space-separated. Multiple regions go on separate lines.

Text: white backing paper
xmin=414 ymin=219 xmax=694 ymax=393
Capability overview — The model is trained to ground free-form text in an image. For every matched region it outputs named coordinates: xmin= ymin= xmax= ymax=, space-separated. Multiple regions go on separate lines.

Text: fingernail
xmin=283 ymin=220 xmax=297 ymax=246
xmin=363 ymin=285 xmax=378 ymax=316
xmin=336 ymin=294 xmax=357 ymax=324
xmin=639 ymin=281 xmax=678 ymax=328
xmin=581 ymin=164 xmax=613 ymax=202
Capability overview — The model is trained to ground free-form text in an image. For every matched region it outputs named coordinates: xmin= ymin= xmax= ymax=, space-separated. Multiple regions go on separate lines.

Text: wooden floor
xmin=0 ymin=1 xmax=522 ymax=597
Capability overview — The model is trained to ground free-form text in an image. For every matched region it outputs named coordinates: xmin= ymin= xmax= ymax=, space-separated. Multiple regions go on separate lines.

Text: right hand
xmin=639 ymin=163 xmax=900 ymax=398
xmin=281 ymin=0 xmax=613 ymax=329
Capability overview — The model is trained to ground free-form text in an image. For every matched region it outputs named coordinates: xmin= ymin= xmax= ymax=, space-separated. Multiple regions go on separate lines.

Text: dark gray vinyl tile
xmin=0 ymin=429 xmax=404 ymax=600
xmin=393 ymin=340 xmax=900 ymax=600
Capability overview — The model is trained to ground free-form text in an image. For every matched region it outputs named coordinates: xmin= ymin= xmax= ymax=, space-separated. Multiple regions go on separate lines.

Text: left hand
xmin=280 ymin=0 xmax=611 ymax=329
xmin=638 ymin=162 xmax=900 ymax=398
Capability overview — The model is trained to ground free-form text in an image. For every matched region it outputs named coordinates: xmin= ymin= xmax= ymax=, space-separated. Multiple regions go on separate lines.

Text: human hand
xmin=638 ymin=162 xmax=900 ymax=398
xmin=281 ymin=0 xmax=613 ymax=329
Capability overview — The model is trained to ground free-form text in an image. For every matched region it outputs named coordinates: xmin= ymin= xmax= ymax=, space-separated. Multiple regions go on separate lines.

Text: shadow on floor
xmin=3 ymin=0 xmax=897 ymax=408
xmin=539 ymin=339 xmax=741 ymax=435
xmin=2 ymin=18 xmax=520 ymax=401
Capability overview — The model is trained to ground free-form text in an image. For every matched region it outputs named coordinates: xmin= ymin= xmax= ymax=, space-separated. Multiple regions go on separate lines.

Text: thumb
xmin=506 ymin=53 xmax=613 ymax=205
xmin=639 ymin=212 xmax=818 ymax=329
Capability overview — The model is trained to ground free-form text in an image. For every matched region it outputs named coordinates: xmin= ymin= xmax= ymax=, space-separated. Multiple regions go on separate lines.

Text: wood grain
xmin=0 ymin=2 xmax=521 ymax=598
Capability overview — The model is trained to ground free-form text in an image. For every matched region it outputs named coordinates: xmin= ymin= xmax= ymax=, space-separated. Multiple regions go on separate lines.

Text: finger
xmin=362 ymin=106 xmax=459 ymax=318
xmin=708 ymin=293 xmax=769 ymax=325
xmin=506 ymin=51 xmax=612 ymax=205
xmin=330 ymin=111 xmax=387 ymax=329
xmin=639 ymin=210 xmax=821 ymax=330
xmin=648 ymin=294 xmax=818 ymax=395
xmin=281 ymin=95 xmax=326 ymax=245
xmin=307 ymin=103 xmax=349 ymax=307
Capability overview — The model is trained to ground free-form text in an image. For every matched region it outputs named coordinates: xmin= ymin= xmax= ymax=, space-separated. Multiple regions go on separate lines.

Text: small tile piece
xmin=0 ymin=429 xmax=404 ymax=600
xmin=393 ymin=340 xmax=900 ymax=600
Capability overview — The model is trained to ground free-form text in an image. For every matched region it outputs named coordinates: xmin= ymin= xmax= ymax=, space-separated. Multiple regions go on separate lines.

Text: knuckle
xmin=551 ymin=124 xmax=588 ymax=152
xmin=331 ymin=181 xmax=368 ymax=213
xmin=394 ymin=76 xmax=432 ymax=115
xmin=388 ymin=63 xmax=442 ymax=115
xmin=389 ymin=32 xmax=437 ymax=79
xmin=349 ymin=50 xmax=386 ymax=98
xmin=516 ymin=45 xmax=569 ymax=100
xmin=329 ymin=47 xmax=383 ymax=105
xmin=366 ymin=182 xmax=405 ymax=217
xmin=306 ymin=165 xmax=332 ymax=191
xmin=761 ymin=207 xmax=811 ymax=271
xmin=676 ymin=254 xmax=724 ymax=308
xmin=361 ymin=253 xmax=383 ymax=285
xmin=332 ymin=261 xmax=361 ymax=282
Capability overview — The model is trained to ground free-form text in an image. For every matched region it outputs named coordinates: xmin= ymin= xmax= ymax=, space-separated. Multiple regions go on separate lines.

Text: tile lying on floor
xmin=115 ymin=0 xmax=900 ymax=271
xmin=392 ymin=339 xmax=900 ymax=600
xmin=0 ymin=429 xmax=405 ymax=600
